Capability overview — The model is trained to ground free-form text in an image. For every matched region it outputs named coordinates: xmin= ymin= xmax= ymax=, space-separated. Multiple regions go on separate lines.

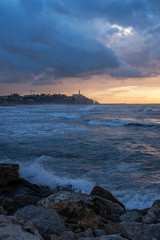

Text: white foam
xmin=20 ymin=163 xmax=159 ymax=209
xmin=79 ymin=105 xmax=97 ymax=111
xmin=88 ymin=119 xmax=160 ymax=127
xmin=19 ymin=162 xmax=94 ymax=194
xmin=114 ymin=189 xmax=160 ymax=209
xmin=88 ymin=119 xmax=126 ymax=127
xmin=50 ymin=112 xmax=80 ymax=119
xmin=0 ymin=158 xmax=158 ymax=209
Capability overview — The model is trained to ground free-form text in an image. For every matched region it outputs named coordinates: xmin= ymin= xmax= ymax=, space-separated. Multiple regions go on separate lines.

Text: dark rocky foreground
xmin=0 ymin=163 xmax=160 ymax=240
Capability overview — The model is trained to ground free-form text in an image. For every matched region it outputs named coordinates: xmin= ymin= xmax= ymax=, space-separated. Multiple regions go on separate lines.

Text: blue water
xmin=0 ymin=104 xmax=160 ymax=209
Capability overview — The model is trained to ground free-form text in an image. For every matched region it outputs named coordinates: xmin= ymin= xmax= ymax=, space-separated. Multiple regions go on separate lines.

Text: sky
xmin=0 ymin=0 xmax=160 ymax=103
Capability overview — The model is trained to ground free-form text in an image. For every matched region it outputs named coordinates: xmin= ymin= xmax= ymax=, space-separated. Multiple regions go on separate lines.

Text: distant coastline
xmin=0 ymin=92 xmax=99 ymax=106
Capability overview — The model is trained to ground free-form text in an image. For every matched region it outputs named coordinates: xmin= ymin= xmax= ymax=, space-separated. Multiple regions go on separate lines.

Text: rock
xmin=14 ymin=205 xmax=66 ymax=240
xmin=132 ymin=208 xmax=149 ymax=216
xmin=142 ymin=200 xmax=160 ymax=224
xmin=0 ymin=163 xmax=53 ymax=215
xmin=61 ymin=231 xmax=77 ymax=240
xmin=0 ymin=194 xmax=40 ymax=215
xmin=0 ymin=196 xmax=15 ymax=215
xmin=120 ymin=210 xmax=143 ymax=222
xmin=0 ymin=163 xmax=52 ymax=198
xmin=1 ymin=176 xmax=52 ymax=198
xmin=38 ymin=191 xmax=125 ymax=232
xmin=0 ymin=206 xmax=6 ymax=215
xmin=105 ymin=221 xmax=160 ymax=240
xmin=32 ymin=185 xmax=53 ymax=198
xmin=100 ymin=236 xmax=127 ymax=240
xmin=0 ymin=163 xmax=20 ymax=192
xmin=0 ymin=215 xmax=43 ymax=240
xmin=14 ymin=194 xmax=40 ymax=209
xmin=77 ymin=238 xmax=98 ymax=240
xmin=94 ymin=229 xmax=106 ymax=237
xmin=90 ymin=186 xmax=125 ymax=211
xmin=52 ymin=185 xmax=73 ymax=193
xmin=50 ymin=235 xmax=63 ymax=240
xmin=77 ymin=228 xmax=94 ymax=238
xmin=104 ymin=222 xmax=124 ymax=235
xmin=121 ymin=222 xmax=160 ymax=240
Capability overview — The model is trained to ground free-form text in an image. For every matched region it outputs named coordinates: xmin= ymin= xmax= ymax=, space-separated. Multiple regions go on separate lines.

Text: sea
xmin=0 ymin=104 xmax=160 ymax=209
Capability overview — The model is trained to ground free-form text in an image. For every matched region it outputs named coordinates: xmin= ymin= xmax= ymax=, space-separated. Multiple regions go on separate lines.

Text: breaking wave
xmin=19 ymin=162 xmax=160 ymax=209
xmin=19 ymin=162 xmax=94 ymax=194
xmin=88 ymin=119 xmax=160 ymax=127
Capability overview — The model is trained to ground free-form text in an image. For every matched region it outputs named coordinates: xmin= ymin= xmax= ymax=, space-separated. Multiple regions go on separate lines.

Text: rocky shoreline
xmin=0 ymin=163 xmax=160 ymax=240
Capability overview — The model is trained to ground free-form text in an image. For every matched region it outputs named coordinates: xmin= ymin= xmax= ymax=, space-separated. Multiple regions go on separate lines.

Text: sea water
xmin=0 ymin=104 xmax=160 ymax=209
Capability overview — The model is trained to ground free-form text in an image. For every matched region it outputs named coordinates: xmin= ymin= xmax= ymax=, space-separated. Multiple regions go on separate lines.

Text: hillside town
xmin=0 ymin=91 xmax=99 ymax=105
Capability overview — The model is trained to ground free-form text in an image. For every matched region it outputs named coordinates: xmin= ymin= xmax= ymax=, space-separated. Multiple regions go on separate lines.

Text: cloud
xmin=0 ymin=0 xmax=160 ymax=85
xmin=54 ymin=0 xmax=156 ymax=29
xmin=109 ymin=61 xmax=144 ymax=79
xmin=0 ymin=0 xmax=122 ymax=84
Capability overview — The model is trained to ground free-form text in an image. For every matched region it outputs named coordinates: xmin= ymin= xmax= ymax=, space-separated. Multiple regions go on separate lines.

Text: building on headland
xmin=0 ymin=91 xmax=99 ymax=105
xmin=72 ymin=90 xmax=95 ymax=104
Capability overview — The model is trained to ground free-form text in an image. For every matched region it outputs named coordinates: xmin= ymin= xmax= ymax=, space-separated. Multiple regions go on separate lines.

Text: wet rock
xmin=38 ymin=191 xmax=125 ymax=232
xmin=77 ymin=238 xmax=97 ymax=240
xmin=0 ymin=163 xmax=53 ymax=215
xmin=14 ymin=194 xmax=40 ymax=208
xmin=121 ymin=222 xmax=160 ymax=240
xmin=0 ymin=163 xmax=20 ymax=192
xmin=0 ymin=206 xmax=6 ymax=215
xmin=77 ymin=228 xmax=94 ymax=238
xmin=100 ymin=236 xmax=128 ymax=240
xmin=1 ymin=176 xmax=52 ymax=198
xmin=142 ymin=200 xmax=160 ymax=224
xmin=120 ymin=210 xmax=143 ymax=222
xmin=61 ymin=230 xmax=77 ymax=240
xmin=50 ymin=235 xmax=63 ymax=240
xmin=0 ymin=195 xmax=40 ymax=215
xmin=132 ymin=208 xmax=149 ymax=216
xmin=105 ymin=221 xmax=160 ymax=240
xmin=90 ymin=186 xmax=125 ymax=211
xmin=14 ymin=205 xmax=66 ymax=240
xmin=94 ymin=229 xmax=106 ymax=237
xmin=0 ymin=215 xmax=43 ymax=240
xmin=0 ymin=196 xmax=15 ymax=215
xmin=52 ymin=185 xmax=73 ymax=193
xmin=33 ymin=185 xmax=53 ymax=198
xmin=0 ymin=163 xmax=52 ymax=198
xmin=104 ymin=221 xmax=124 ymax=235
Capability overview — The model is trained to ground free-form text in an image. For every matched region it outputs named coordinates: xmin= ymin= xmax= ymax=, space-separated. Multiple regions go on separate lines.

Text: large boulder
xmin=38 ymin=191 xmax=125 ymax=232
xmin=90 ymin=186 xmax=125 ymax=211
xmin=105 ymin=221 xmax=160 ymax=240
xmin=0 ymin=163 xmax=20 ymax=192
xmin=142 ymin=200 xmax=160 ymax=224
xmin=0 ymin=194 xmax=40 ymax=215
xmin=0 ymin=163 xmax=53 ymax=215
xmin=0 ymin=163 xmax=52 ymax=198
xmin=0 ymin=215 xmax=43 ymax=240
xmin=14 ymin=205 xmax=66 ymax=240
xmin=120 ymin=210 xmax=143 ymax=222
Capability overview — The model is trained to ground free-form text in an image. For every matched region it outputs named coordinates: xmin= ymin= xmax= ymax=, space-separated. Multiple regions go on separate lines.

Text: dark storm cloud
xmin=0 ymin=0 xmax=122 ymax=84
xmin=63 ymin=0 xmax=160 ymax=30
xmin=0 ymin=0 xmax=160 ymax=84
xmin=110 ymin=61 xmax=146 ymax=79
